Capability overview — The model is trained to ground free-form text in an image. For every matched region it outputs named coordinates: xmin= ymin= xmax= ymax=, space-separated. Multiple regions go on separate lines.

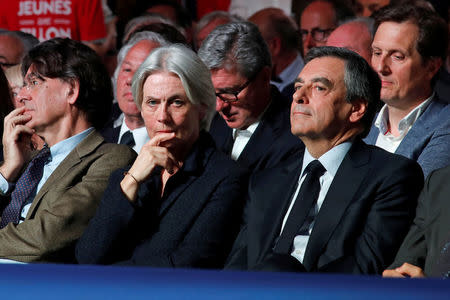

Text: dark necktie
xmin=274 ymin=160 xmax=326 ymax=254
xmin=119 ymin=131 xmax=135 ymax=147
xmin=0 ymin=146 xmax=51 ymax=228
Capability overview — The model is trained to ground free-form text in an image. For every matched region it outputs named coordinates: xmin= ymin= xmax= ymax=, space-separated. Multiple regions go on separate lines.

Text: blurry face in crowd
xmin=0 ymin=35 xmax=24 ymax=70
xmin=353 ymin=0 xmax=390 ymax=17
xmin=116 ymin=40 xmax=159 ymax=121
xmin=326 ymin=22 xmax=372 ymax=62
xmin=300 ymin=1 xmax=337 ymax=56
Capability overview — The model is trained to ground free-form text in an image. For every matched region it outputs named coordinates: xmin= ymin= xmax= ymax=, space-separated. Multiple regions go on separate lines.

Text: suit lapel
xmin=303 ymin=140 xmax=371 ymax=271
xmin=209 ymin=113 xmax=233 ymax=154
xmin=26 ymin=131 xmax=104 ymax=218
xmin=238 ymin=100 xmax=285 ymax=168
xmin=395 ymin=99 xmax=444 ymax=158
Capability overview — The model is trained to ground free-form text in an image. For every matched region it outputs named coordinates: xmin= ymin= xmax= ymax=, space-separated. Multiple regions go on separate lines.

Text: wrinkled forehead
xmin=300 ymin=56 xmax=345 ymax=82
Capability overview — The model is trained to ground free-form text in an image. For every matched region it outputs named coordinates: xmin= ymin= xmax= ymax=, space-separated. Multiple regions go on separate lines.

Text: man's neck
xmin=385 ymin=95 xmax=431 ymax=137
xmin=301 ymin=129 xmax=358 ymax=159
xmin=39 ymin=118 xmax=91 ymax=147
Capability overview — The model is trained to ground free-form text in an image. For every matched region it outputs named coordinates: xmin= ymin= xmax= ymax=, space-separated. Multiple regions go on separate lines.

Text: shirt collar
xmin=301 ymin=141 xmax=353 ymax=178
xmin=375 ymin=93 xmax=434 ymax=136
xmin=49 ymin=127 xmax=94 ymax=162
xmin=232 ymin=121 xmax=259 ymax=140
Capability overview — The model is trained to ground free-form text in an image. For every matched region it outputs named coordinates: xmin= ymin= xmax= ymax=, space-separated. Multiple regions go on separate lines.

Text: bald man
xmin=326 ymin=18 xmax=373 ymax=62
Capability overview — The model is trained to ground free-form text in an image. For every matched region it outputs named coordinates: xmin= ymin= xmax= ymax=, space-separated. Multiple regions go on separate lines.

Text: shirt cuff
xmin=0 ymin=172 xmax=15 ymax=195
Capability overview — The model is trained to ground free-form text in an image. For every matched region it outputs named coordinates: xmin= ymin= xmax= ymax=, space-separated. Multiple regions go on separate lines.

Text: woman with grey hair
xmin=76 ymin=44 xmax=248 ymax=268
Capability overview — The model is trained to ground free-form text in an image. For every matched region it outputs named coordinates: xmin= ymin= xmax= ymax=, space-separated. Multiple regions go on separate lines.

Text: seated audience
xmin=102 ymin=31 xmax=171 ymax=153
xmin=198 ymin=22 xmax=304 ymax=172
xmin=225 ymin=46 xmax=423 ymax=274
xmin=383 ymin=165 xmax=450 ymax=278
xmin=0 ymin=38 xmax=136 ymax=263
xmin=76 ymin=44 xmax=248 ymax=268
xmin=364 ymin=3 xmax=450 ymax=178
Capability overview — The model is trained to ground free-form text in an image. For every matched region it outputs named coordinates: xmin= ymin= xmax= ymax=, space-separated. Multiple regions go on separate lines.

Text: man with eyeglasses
xmin=299 ymin=0 xmax=354 ymax=56
xmin=198 ymin=22 xmax=304 ymax=172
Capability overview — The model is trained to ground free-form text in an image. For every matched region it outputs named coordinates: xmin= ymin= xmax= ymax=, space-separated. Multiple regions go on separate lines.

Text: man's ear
xmin=66 ymin=79 xmax=80 ymax=105
xmin=424 ymin=57 xmax=442 ymax=81
xmin=349 ymin=98 xmax=367 ymax=123
xmin=268 ymin=36 xmax=282 ymax=57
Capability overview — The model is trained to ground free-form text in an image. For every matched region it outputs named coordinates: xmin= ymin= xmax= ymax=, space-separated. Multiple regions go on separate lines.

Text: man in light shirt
xmin=198 ymin=22 xmax=303 ymax=172
xmin=364 ymin=3 xmax=450 ymax=178
xmin=0 ymin=38 xmax=136 ymax=263
xmin=225 ymin=46 xmax=423 ymax=274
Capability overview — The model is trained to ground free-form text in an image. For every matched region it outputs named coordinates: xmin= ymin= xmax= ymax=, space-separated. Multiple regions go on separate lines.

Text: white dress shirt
xmin=375 ymin=95 xmax=433 ymax=153
xmin=231 ymin=122 xmax=260 ymax=160
xmin=280 ymin=142 xmax=352 ymax=263
xmin=117 ymin=114 xmax=150 ymax=154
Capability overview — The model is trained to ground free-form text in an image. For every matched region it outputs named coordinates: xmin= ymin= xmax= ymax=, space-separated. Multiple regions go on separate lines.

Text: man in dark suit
xmin=0 ymin=38 xmax=136 ymax=263
xmin=383 ymin=164 xmax=450 ymax=278
xmin=101 ymin=31 xmax=170 ymax=153
xmin=198 ymin=22 xmax=304 ymax=172
xmin=225 ymin=46 xmax=424 ymax=274
xmin=364 ymin=4 xmax=450 ymax=178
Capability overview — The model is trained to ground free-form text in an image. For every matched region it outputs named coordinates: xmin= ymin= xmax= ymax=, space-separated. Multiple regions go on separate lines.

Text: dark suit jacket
xmin=76 ymin=132 xmax=248 ymax=268
xmin=100 ymin=102 xmax=122 ymax=143
xmin=389 ymin=165 xmax=450 ymax=277
xmin=364 ymin=96 xmax=450 ymax=178
xmin=209 ymin=86 xmax=304 ymax=172
xmin=226 ymin=139 xmax=424 ymax=274
xmin=0 ymin=131 xmax=137 ymax=263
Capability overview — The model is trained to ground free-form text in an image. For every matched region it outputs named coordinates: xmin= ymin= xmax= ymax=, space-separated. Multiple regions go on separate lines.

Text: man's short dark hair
xmin=373 ymin=3 xmax=448 ymax=62
xmin=305 ymin=46 xmax=381 ymax=138
xmin=22 ymin=38 xmax=113 ymax=129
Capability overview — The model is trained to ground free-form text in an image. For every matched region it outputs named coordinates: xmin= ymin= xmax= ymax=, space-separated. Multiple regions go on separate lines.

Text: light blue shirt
xmin=0 ymin=128 xmax=94 ymax=221
xmin=271 ymin=53 xmax=305 ymax=92
xmin=280 ymin=141 xmax=352 ymax=263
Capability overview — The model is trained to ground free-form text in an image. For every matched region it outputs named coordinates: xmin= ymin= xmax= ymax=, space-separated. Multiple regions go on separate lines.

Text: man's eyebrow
xmin=294 ymin=78 xmax=304 ymax=84
xmin=311 ymin=77 xmax=333 ymax=88
xmin=26 ymin=71 xmax=45 ymax=81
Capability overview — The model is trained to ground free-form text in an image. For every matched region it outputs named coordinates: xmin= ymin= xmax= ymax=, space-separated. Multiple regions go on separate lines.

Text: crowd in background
xmin=0 ymin=0 xmax=448 ymax=280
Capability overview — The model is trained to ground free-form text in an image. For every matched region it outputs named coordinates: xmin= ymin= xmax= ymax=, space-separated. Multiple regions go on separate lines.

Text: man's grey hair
xmin=113 ymin=31 xmax=170 ymax=100
xmin=305 ymin=46 xmax=381 ymax=138
xmin=132 ymin=44 xmax=216 ymax=131
xmin=198 ymin=21 xmax=271 ymax=80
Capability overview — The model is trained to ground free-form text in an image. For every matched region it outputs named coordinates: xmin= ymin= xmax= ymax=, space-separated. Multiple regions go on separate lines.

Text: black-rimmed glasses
xmin=300 ymin=27 xmax=335 ymax=42
xmin=215 ymin=77 xmax=253 ymax=103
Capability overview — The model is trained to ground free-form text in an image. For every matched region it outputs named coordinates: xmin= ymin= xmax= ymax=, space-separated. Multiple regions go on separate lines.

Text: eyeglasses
xmin=300 ymin=28 xmax=335 ymax=42
xmin=215 ymin=77 xmax=253 ymax=103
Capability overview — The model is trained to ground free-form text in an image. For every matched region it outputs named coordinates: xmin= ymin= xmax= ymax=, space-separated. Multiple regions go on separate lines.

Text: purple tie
xmin=0 ymin=147 xmax=51 ymax=228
